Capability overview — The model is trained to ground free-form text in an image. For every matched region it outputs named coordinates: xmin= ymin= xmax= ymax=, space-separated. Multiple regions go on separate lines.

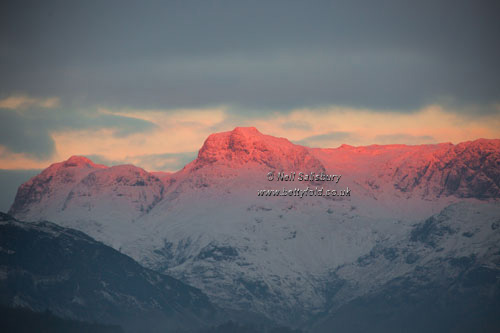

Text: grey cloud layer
xmin=1 ymin=0 xmax=499 ymax=112
xmin=0 ymin=169 xmax=41 ymax=212
xmin=0 ymin=107 xmax=155 ymax=158
xmin=295 ymin=131 xmax=352 ymax=146
xmin=87 ymin=152 xmax=197 ymax=172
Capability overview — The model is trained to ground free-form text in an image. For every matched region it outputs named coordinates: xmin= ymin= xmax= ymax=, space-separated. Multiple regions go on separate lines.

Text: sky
xmin=1 ymin=0 xmax=499 ymax=177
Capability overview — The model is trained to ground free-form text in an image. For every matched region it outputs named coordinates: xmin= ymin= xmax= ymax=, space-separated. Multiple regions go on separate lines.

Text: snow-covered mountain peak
xmin=8 ymin=155 xmax=107 ymax=217
xmin=62 ymin=155 xmax=105 ymax=168
xmin=191 ymin=126 xmax=324 ymax=172
xmin=44 ymin=155 xmax=106 ymax=177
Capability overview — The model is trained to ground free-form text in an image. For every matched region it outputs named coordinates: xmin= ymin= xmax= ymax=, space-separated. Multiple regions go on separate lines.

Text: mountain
xmin=7 ymin=127 xmax=500 ymax=329
xmin=0 ymin=305 xmax=123 ymax=333
xmin=311 ymin=201 xmax=500 ymax=332
xmin=0 ymin=212 xmax=217 ymax=333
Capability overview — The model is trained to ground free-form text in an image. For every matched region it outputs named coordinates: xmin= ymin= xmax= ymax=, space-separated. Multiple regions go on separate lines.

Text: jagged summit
xmin=192 ymin=126 xmax=324 ymax=171
xmin=8 ymin=155 xmax=106 ymax=217
xmin=37 ymin=155 xmax=107 ymax=172
xmin=198 ymin=127 xmax=282 ymax=157
xmin=63 ymin=155 xmax=103 ymax=168
xmin=230 ymin=126 xmax=262 ymax=135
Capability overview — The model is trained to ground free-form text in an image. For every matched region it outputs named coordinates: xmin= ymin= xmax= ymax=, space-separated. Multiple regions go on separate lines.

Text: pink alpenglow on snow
xmin=6 ymin=127 xmax=500 ymax=323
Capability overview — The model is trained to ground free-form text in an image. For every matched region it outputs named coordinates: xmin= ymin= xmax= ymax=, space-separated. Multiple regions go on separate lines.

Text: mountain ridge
xmin=6 ymin=127 xmax=500 ymax=327
xmin=9 ymin=128 xmax=500 ymax=220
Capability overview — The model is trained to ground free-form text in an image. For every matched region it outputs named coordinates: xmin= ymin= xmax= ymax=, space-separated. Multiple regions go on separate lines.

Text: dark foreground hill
xmin=0 ymin=212 xmax=218 ymax=333
xmin=0 ymin=305 xmax=123 ymax=333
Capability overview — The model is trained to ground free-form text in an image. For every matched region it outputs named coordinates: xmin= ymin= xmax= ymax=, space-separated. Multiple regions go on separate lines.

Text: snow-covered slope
xmin=312 ymin=201 xmax=500 ymax=332
xmin=8 ymin=127 xmax=500 ymax=326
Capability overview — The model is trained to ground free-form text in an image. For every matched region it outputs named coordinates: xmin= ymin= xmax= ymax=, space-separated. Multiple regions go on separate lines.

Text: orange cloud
xmin=0 ymin=95 xmax=60 ymax=109
xmin=252 ymin=105 xmax=500 ymax=147
xmin=1 ymin=104 xmax=499 ymax=171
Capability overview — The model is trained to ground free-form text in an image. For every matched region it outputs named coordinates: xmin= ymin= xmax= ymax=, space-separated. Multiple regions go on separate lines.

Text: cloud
xmin=0 ymin=98 xmax=156 ymax=161
xmin=2 ymin=1 xmax=500 ymax=175
xmin=249 ymin=104 xmax=500 ymax=148
xmin=295 ymin=131 xmax=352 ymax=147
xmin=3 ymin=102 xmax=499 ymax=171
xmin=86 ymin=152 xmax=197 ymax=172
xmin=0 ymin=147 xmax=54 ymax=169
xmin=281 ymin=120 xmax=313 ymax=131
xmin=0 ymin=95 xmax=60 ymax=109
xmin=0 ymin=109 xmax=56 ymax=159
xmin=374 ymin=134 xmax=436 ymax=145
xmin=0 ymin=1 xmax=498 ymax=112
xmin=45 ymin=107 xmax=228 ymax=171
xmin=0 ymin=169 xmax=41 ymax=212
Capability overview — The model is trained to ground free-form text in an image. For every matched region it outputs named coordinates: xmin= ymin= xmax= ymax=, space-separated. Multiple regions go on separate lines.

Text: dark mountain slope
xmin=0 ymin=212 xmax=218 ymax=333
